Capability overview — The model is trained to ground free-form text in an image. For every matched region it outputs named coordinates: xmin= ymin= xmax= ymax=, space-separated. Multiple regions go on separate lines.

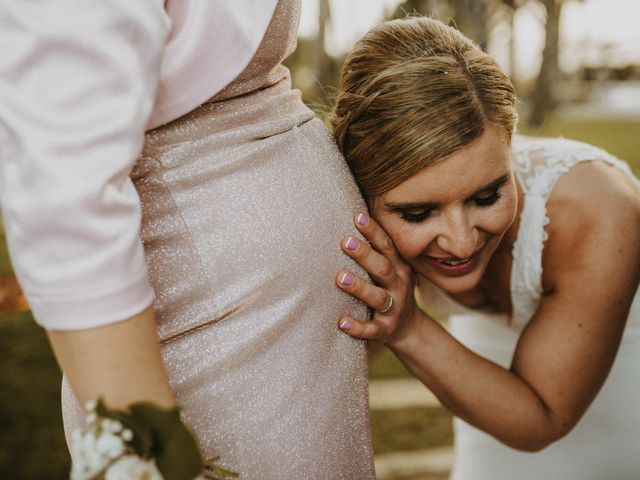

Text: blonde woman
xmin=331 ymin=17 xmax=640 ymax=479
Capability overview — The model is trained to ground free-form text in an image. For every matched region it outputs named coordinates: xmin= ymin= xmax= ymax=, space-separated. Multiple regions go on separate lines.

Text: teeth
xmin=441 ymin=258 xmax=470 ymax=266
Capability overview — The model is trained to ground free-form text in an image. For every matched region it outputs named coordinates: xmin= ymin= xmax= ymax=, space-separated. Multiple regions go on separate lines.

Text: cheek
xmin=479 ymin=192 xmax=518 ymax=235
xmin=381 ymin=220 xmax=435 ymax=261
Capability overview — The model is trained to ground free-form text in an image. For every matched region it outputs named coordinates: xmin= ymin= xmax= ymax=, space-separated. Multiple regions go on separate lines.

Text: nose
xmin=436 ymin=209 xmax=479 ymax=259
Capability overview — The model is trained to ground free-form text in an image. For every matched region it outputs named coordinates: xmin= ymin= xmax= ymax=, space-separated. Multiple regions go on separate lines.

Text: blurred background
xmin=1 ymin=1 xmax=638 ymax=478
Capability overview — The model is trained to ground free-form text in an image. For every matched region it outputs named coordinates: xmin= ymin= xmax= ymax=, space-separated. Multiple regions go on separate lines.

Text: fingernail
xmin=357 ymin=213 xmax=369 ymax=226
xmin=340 ymin=273 xmax=354 ymax=286
xmin=340 ymin=319 xmax=353 ymax=330
xmin=345 ymin=237 xmax=358 ymax=250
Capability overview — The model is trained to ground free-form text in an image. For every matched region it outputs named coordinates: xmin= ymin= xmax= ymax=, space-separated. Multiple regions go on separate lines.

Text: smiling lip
xmin=423 ymin=248 xmax=483 ymax=276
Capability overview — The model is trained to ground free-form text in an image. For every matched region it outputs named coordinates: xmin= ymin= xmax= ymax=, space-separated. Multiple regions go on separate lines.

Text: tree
xmin=528 ymin=0 xmax=562 ymax=126
xmin=313 ymin=0 xmax=336 ymax=101
xmin=451 ymin=0 xmax=491 ymax=51
xmin=393 ymin=0 xmax=493 ymax=51
xmin=284 ymin=0 xmax=340 ymax=111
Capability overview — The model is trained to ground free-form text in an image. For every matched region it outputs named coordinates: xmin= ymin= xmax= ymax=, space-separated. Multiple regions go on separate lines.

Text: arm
xmin=48 ymin=307 xmax=175 ymax=409
xmin=0 ymin=1 xmax=174 ymax=407
xmin=337 ymin=163 xmax=640 ymax=450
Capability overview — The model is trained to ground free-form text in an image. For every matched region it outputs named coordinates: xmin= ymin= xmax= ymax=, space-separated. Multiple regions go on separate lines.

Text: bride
xmin=331 ymin=16 xmax=640 ymax=479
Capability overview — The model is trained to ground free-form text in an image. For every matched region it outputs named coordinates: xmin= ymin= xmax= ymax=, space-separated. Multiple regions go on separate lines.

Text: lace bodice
xmin=510 ymin=135 xmax=640 ymax=328
xmin=418 ymin=135 xmax=640 ymax=335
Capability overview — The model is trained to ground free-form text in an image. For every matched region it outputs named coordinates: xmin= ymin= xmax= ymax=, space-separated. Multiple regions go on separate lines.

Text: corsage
xmin=70 ymin=398 xmax=238 ymax=480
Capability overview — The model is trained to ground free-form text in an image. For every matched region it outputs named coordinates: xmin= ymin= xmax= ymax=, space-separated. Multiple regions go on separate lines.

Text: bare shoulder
xmin=547 ymin=159 xmax=640 ymax=236
xmin=542 ymin=159 xmax=640 ymax=291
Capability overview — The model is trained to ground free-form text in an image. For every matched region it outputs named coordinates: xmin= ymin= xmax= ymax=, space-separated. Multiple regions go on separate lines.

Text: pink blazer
xmin=0 ymin=0 xmax=279 ymax=330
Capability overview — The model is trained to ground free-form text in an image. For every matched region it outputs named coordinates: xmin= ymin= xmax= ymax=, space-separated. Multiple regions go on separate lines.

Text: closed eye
xmin=472 ymin=189 xmax=502 ymax=207
xmin=387 ymin=172 xmax=511 ymax=223
xmin=400 ymin=208 xmax=435 ymax=223
xmin=468 ymin=174 xmax=510 ymax=207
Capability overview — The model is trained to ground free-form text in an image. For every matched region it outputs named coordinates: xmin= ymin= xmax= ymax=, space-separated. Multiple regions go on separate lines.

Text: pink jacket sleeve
xmin=0 ymin=0 xmax=169 ymax=330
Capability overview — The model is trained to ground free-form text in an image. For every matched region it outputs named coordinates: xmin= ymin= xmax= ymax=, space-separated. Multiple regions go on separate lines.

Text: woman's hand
xmin=336 ymin=212 xmax=418 ymax=345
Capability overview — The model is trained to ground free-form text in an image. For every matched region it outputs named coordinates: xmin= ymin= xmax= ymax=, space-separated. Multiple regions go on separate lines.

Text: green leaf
xmin=96 ymin=398 xmax=154 ymax=457
xmin=128 ymin=403 xmax=204 ymax=480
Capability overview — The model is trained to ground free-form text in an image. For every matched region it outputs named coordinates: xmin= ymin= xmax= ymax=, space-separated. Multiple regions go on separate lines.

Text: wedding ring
xmin=378 ymin=293 xmax=394 ymax=314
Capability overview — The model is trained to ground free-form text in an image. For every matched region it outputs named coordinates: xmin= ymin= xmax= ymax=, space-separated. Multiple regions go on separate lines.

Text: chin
xmin=432 ymin=275 xmax=479 ymax=295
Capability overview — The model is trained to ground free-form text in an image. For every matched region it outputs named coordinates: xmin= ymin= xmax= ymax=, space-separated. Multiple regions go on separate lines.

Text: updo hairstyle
xmin=330 ymin=17 xmax=518 ymax=202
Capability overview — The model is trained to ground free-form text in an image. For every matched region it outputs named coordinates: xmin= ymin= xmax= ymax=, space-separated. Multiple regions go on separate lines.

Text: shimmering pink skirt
xmin=62 ymin=78 xmax=376 ymax=479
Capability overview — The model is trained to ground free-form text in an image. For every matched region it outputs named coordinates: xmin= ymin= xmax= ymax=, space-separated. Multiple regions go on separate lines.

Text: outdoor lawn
xmin=0 ymin=116 xmax=638 ymax=479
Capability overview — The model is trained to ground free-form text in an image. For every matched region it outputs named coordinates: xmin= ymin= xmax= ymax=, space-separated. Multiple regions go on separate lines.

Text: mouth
xmin=434 ymin=257 xmax=473 ymax=267
xmin=422 ymin=247 xmax=484 ymax=275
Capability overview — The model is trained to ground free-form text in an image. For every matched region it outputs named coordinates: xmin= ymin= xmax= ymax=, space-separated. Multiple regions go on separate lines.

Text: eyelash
xmin=400 ymin=210 xmax=433 ymax=223
xmin=399 ymin=189 xmax=502 ymax=223
xmin=474 ymin=190 xmax=502 ymax=207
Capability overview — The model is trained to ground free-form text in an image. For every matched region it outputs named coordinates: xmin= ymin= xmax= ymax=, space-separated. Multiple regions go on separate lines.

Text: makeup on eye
xmin=472 ymin=187 xmax=502 ymax=207
xmin=470 ymin=174 xmax=510 ymax=206
xmin=400 ymin=205 xmax=436 ymax=223
xmin=390 ymin=172 xmax=511 ymax=223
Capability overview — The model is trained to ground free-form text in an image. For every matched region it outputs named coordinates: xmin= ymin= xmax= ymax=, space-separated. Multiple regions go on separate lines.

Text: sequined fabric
xmin=62 ymin=0 xmax=376 ymax=478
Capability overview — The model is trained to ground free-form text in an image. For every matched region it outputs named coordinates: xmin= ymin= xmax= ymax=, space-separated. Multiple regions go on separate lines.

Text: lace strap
xmin=509 ymin=136 xmax=638 ymax=328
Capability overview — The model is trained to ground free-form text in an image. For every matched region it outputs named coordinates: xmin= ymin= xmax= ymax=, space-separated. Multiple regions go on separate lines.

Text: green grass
xmin=369 ymin=351 xmax=454 ymax=457
xmin=0 ymin=221 xmax=14 ymax=277
xmin=0 ymin=310 xmax=70 ymax=479
xmin=519 ymin=116 xmax=640 ymax=175
xmin=369 ymin=348 xmax=413 ymax=379
xmin=371 ymin=407 xmax=454 ymax=455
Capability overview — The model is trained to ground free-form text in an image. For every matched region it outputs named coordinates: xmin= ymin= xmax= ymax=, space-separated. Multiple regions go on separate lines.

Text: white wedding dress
xmin=419 ymin=135 xmax=640 ymax=480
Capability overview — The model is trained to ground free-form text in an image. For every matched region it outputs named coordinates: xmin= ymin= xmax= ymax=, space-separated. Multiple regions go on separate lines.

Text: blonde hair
xmin=330 ymin=17 xmax=517 ymax=200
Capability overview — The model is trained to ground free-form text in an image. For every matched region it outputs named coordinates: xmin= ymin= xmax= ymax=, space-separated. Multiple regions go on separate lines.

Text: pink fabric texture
xmin=0 ymin=0 xmax=276 ymax=329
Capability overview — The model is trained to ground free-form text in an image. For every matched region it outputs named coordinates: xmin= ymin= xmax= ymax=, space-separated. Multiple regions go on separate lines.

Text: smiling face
xmin=372 ymin=125 xmax=518 ymax=294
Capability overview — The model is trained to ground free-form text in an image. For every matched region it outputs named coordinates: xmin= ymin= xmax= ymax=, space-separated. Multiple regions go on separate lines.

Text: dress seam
xmin=146 ymin=161 xmax=245 ymax=472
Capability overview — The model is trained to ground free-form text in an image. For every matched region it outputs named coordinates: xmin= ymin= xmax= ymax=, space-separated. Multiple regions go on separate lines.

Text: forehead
xmin=380 ymin=126 xmax=512 ymax=206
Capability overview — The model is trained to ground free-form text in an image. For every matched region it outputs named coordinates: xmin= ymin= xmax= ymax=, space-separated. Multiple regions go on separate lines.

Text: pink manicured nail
xmin=345 ymin=237 xmax=358 ymax=250
xmin=340 ymin=319 xmax=353 ymax=330
xmin=340 ymin=273 xmax=354 ymax=286
xmin=357 ymin=213 xmax=369 ymax=226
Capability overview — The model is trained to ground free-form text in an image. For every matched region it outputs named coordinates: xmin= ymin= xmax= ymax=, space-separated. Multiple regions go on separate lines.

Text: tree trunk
xmin=507 ymin=4 xmax=517 ymax=84
xmin=311 ymin=0 xmax=333 ymax=102
xmin=451 ymin=0 xmax=490 ymax=50
xmin=529 ymin=0 xmax=562 ymax=126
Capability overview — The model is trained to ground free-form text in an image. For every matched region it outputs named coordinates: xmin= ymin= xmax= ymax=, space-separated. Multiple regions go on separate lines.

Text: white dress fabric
xmin=418 ymin=135 xmax=640 ymax=480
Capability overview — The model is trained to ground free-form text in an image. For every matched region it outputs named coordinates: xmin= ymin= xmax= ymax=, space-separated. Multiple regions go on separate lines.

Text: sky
xmin=299 ymin=0 xmax=640 ymax=80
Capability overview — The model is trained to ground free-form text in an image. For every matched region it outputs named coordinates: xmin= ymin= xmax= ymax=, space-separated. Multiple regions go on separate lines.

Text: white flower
xmin=70 ymin=431 xmax=112 ymax=480
xmin=85 ymin=413 xmax=97 ymax=424
xmin=104 ymin=455 xmax=163 ymax=480
xmin=70 ymin=427 xmax=127 ymax=479
xmin=95 ymin=431 xmax=126 ymax=459
xmin=102 ymin=418 xmax=124 ymax=434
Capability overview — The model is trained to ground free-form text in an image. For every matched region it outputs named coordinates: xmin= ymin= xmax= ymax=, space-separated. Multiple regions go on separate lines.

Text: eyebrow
xmin=385 ymin=173 xmax=511 ymax=210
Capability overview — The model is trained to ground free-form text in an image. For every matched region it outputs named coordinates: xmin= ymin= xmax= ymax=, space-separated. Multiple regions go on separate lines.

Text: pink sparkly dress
xmin=61 ymin=1 xmax=376 ymax=478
